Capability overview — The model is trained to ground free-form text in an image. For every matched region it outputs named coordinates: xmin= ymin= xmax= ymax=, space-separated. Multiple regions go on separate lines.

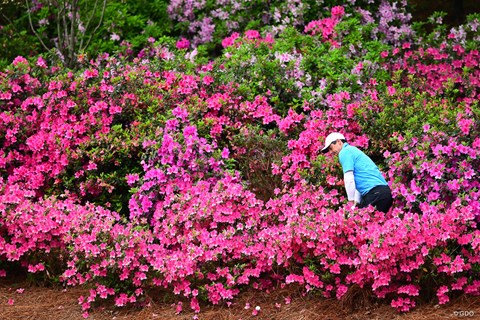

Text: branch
xmin=61 ymin=0 xmax=69 ymax=51
xmin=68 ymin=0 xmax=78 ymax=66
xmin=81 ymin=0 xmax=106 ymax=51
xmin=1 ymin=13 xmax=14 ymax=25
xmin=55 ymin=0 xmax=66 ymax=57
xmin=25 ymin=0 xmax=50 ymax=52
xmin=79 ymin=0 xmax=99 ymax=50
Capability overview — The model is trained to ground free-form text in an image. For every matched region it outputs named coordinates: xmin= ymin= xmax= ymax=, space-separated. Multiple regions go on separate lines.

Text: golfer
xmin=321 ymin=132 xmax=393 ymax=213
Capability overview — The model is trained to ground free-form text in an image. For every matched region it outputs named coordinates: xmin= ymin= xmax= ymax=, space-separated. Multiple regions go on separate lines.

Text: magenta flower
xmin=176 ymin=37 xmax=190 ymax=50
xmin=126 ymin=174 xmax=139 ymax=186
xmin=36 ymin=56 xmax=47 ymax=68
xmin=331 ymin=6 xmax=345 ymax=18
xmin=221 ymin=32 xmax=239 ymax=48
xmin=244 ymin=30 xmax=260 ymax=40
xmin=12 ymin=56 xmax=28 ymax=66
xmin=221 ymin=147 xmax=230 ymax=159
xmin=202 ymin=75 xmax=214 ymax=85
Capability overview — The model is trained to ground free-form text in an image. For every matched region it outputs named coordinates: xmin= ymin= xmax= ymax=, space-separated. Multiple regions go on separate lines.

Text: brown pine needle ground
xmin=1 ymin=278 xmax=479 ymax=320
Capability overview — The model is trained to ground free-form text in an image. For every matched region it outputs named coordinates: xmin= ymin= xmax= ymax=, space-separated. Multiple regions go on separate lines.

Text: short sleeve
xmin=339 ymin=148 xmax=354 ymax=173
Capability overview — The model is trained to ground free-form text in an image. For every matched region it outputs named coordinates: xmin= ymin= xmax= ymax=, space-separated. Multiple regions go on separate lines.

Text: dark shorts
xmin=359 ymin=185 xmax=393 ymax=213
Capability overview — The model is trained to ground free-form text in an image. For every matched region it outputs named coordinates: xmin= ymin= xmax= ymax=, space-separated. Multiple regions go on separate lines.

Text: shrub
xmin=0 ymin=3 xmax=480 ymax=317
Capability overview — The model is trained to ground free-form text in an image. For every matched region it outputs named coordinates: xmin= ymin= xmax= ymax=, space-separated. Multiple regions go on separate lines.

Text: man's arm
xmin=344 ymin=170 xmax=356 ymax=202
xmin=354 ymin=189 xmax=362 ymax=204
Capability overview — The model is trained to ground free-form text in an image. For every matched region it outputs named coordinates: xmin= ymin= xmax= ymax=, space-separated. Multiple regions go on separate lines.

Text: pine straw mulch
xmin=1 ymin=277 xmax=479 ymax=320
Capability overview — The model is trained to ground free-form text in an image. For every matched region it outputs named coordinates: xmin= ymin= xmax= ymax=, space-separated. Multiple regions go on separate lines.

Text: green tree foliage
xmin=0 ymin=1 xmax=41 ymax=68
xmin=0 ymin=0 xmax=175 ymax=69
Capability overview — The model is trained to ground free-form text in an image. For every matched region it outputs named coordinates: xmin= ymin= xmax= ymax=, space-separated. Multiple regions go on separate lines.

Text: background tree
xmin=1 ymin=0 xmax=40 ymax=67
xmin=1 ymin=0 xmax=174 ymax=69
xmin=25 ymin=0 xmax=107 ymax=69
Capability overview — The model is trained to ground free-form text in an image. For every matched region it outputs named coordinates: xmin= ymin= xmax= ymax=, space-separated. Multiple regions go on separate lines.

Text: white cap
xmin=321 ymin=132 xmax=345 ymax=153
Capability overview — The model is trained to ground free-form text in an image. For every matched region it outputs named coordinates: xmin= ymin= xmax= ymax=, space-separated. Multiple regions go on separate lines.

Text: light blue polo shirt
xmin=338 ymin=143 xmax=387 ymax=195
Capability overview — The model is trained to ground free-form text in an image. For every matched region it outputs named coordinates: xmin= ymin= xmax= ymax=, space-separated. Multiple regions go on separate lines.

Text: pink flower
xmin=222 ymin=33 xmax=239 ymax=48
xmin=398 ymin=285 xmax=419 ymax=296
xmin=0 ymin=92 xmax=12 ymax=100
xmin=457 ymin=118 xmax=473 ymax=135
xmin=203 ymin=75 xmax=214 ymax=85
xmin=244 ymin=30 xmax=260 ymax=40
xmin=175 ymin=301 xmax=183 ymax=314
xmin=387 ymin=86 xmax=396 ymax=96
xmin=177 ymin=75 xmax=198 ymax=95
xmin=186 ymin=296 xmax=198 ymax=313
xmin=27 ymin=263 xmax=45 ymax=273
xmin=36 ymin=56 xmax=47 ymax=68
xmin=83 ymin=68 xmax=98 ymax=79
xmin=437 ymin=286 xmax=450 ymax=304
xmin=114 ymin=293 xmax=128 ymax=307
xmin=13 ymin=56 xmax=28 ymax=66
xmin=391 ymin=297 xmax=415 ymax=312
xmin=331 ymin=6 xmax=345 ymax=18
xmin=176 ymin=37 xmax=190 ymax=50
xmin=221 ymin=147 xmax=230 ymax=159
xmin=7 ymin=299 xmax=14 ymax=305
xmin=285 ymin=274 xmax=304 ymax=284
xmin=452 ymin=277 xmax=468 ymax=290
xmin=172 ymin=106 xmax=189 ymax=120
xmin=86 ymin=162 xmax=97 ymax=171
xmin=305 ymin=19 xmax=337 ymax=38
xmin=336 ymin=285 xmax=348 ymax=299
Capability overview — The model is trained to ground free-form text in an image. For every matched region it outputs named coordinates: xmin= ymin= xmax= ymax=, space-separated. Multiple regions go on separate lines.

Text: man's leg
xmin=359 ymin=185 xmax=393 ymax=213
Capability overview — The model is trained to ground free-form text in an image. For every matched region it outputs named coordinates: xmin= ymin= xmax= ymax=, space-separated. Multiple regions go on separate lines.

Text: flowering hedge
xmin=1 ymin=2 xmax=480 ymax=318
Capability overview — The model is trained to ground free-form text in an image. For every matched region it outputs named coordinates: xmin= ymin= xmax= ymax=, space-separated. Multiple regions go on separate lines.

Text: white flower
xmin=110 ymin=33 xmax=120 ymax=41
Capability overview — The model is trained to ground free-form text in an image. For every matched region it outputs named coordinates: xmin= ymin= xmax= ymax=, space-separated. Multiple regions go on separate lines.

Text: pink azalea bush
xmin=0 ymin=3 xmax=479 ymax=317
